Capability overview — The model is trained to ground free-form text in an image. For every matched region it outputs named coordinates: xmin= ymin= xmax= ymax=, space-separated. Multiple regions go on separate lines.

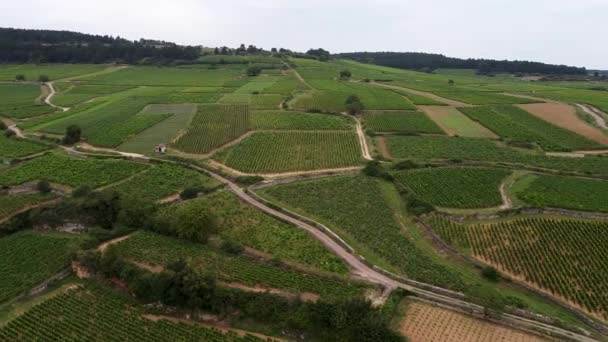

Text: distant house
xmin=155 ymin=144 xmax=167 ymax=153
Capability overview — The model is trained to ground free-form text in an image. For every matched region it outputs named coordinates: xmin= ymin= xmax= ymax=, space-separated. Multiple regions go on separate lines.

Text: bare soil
xmin=518 ymin=103 xmax=608 ymax=145
xmin=98 ymin=234 xmax=133 ymax=253
xmin=400 ymin=301 xmax=547 ymax=342
xmin=377 ymin=136 xmax=393 ymax=160
xmin=217 ymin=281 xmax=320 ymax=302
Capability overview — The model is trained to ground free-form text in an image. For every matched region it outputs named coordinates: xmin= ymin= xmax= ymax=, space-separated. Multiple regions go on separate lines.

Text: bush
xmin=404 ymin=194 xmax=434 ymax=216
xmin=4 ymin=129 xmax=16 ymax=138
xmin=481 ymin=266 xmax=500 ymax=282
xmin=362 ymin=160 xmax=393 ymax=181
xmin=220 ymin=240 xmax=244 ymax=255
xmin=0 ymin=121 xmax=6 ymax=130
xmin=235 ymin=175 xmax=264 ymax=185
xmin=179 ymin=187 xmax=200 ymax=200
xmin=62 ymin=125 xmax=81 ymax=145
xmin=15 ymin=74 xmax=25 ymax=81
xmin=392 ymin=160 xmax=420 ymax=170
xmin=36 ymin=180 xmax=52 ymax=193
xmin=246 ymin=66 xmax=262 ymax=76
xmin=38 ymin=75 xmax=50 ymax=83
xmin=339 ymin=69 xmax=352 ymax=79
xmin=345 ymin=95 xmax=364 ymax=115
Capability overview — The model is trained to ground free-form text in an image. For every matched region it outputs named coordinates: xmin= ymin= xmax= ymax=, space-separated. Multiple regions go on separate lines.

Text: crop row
xmin=363 ymin=110 xmax=444 ymax=134
xmin=250 ymin=111 xmax=353 ymax=131
xmin=0 ymin=135 xmax=51 ymax=160
xmin=429 ymin=215 xmax=608 ymax=319
xmin=0 ymin=192 xmax=56 ymax=220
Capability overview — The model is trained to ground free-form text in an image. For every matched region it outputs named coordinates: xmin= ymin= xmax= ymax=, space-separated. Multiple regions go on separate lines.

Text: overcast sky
xmin=1 ymin=0 xmax=606 ymax=69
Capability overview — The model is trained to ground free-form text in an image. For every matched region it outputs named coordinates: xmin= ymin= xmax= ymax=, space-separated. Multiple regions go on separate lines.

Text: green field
xmin=173 ymin=104 xmax=250 ymax=154
xmin=294 ymin=88 xmax=415 ymax=112
xmin=459 ymin=105 xmax=603 ymax=151
xmin=77 ymin=66 xmax=242 ymax=86
xmin=259 ymin=175 xmax=466 ymax=290
xmin=113 ymin=231 xmax=362 ymax=299
xmin=0 ymin=64 xmax=107 ymax=81
xmin=385 ymin=135 xmax=608 ymax=176
xmin=0 ymin=83 xmax=52 ymax=118
xmin=0 ymin=136 xmax=51 ymax=160
xmin=215 ymin=131 xmax=362 ymax=173
xmin=433 ymin=92 xmax=540 ymax=105
xmin=0 ymin=284 xmax=267 ymax=341
xmin=514 ymin=174 xmax=608 ymax=212
xmin=429 ymin=215 xmax=608 ymax=319
xmin=0 ymin=231 xmax=84 ymax=303
xmin=394 ymin=167 xmax=511 ymax=209
xmin=104 ymin=163 xmax=219 ymax=201
xmin=363 ymin=110 xmax=444 ymax=134
xmin=0 ymin=193 xmax=56 ymax=221
xmin=52 ymin=84 xmax=135 ymax=107
xmin=159 ymin=190 xmax=347 ymax=273
xmin=251 ymin=110 xmax=353 ymax=130
xmin=0 ymin=153 xmax=148 ymax=188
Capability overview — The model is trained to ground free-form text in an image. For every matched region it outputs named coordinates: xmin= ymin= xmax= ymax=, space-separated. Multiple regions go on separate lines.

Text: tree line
xmin=336 ymin=51 xmax=587 ymax=75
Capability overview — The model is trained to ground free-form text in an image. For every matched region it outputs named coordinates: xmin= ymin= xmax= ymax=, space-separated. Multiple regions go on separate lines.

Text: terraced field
xmin=0 ymin=135 xmax=51 ymax=159
xmin=173 ymin=104 xmax=250 ymax=154
xmin=215 ymin=131 xmax=362 ymax=173
xmin=0 ymin=192 xmax=57 ymax=221
xmin=0 ymin=64 xmax=107 ymax=81
xmin=428 ymin=215 xmax=608 ymax=320
xmin=251 ymin=110 xmax=353 ymax=130
xmin=113 ymin=231 xmax=363 ymax=299
xmin=394 ymin=167 xmax=511 ymax=209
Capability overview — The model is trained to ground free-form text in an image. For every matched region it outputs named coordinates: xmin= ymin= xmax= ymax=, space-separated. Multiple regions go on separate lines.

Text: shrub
xmin=220 ymin=240 xmax=244 ymax=255
xmin=362 ymin=160 xmax=393 ymax=181
xmin=345 ymin=95 xmax=364 ymax=115
xmin=4 ymin=129 xmax=16 ymax=138
xmin=15 ymin=74 xmax=26 ymax=81
xmin=38 ymin=75 xmax=50 ymax=83
xmin=339 ymin=69 xmax=352 ymax=79
xmin=392 ymin=160 xmax=420 ymax=170
xmin=246 ymin=66 xmax=262 ymax=76
xmin=179 ymin=187 xmax=200 ymax=200
xmin=62 ymin=125 xmax=81 ymax=145
xmin=481 ymin=266 xmax=500 ymax=282
xmin=36 ymin=180 xmax=52 ymax=193
xmin=0 ymin=121 xmax=6 ymax=130
xmin=404 ymin=194 xmax=434 ymax=216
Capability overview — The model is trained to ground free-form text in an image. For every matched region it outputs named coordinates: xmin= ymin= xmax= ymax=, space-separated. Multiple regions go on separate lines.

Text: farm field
xmin=0 ymin=83 xmax=52 ymax=118
xmin=172 ymin=104 xmax=250 ymax=154
xmin=428 ymin=215 xmax=608 ymax=320
xmin=258 ymin=175 xmax=467 ymax=290
xmin=113 ymin=231 xmax=363 ymax=299
xmin=158 ymin=190 xmax=347 ymax=273
xmin=251 ymin=110 xmax=353 ymax=130
xmin=432 ymin=91 xmax=540 ymax=105
xmin=393 ymin=167 xmax=511 ymax=209
xmin=517 ymin=103 xmax=608 ymax=145
xmin=400 ymin=301 xmax=546 ymax=342
xmin=0 ymin=135 xmax=51 ymax=160
xmin=0 ymin=231 xmax=84 ymax=303
xmin=0 ymin=152 xmax=148 ymax=188
xmin=532 ymin=88 xmax=608 ymax=113
xmin=103 ymin=163 xmax=219 ymax=202
xmin=0 ymin=192 xmax=56 ymax=221
xmin=0 ymin=284 xmax=268 ymax=341
xmin=419 ymin=106 xmax=498 ymax=138
xmin=513 ymin=174 xmax=608 ymax=212
xmin=0 ymin=64 xmax=107 ymax=81
xmin=459 ymin=105 xmax=603 ymax=151
xmin=52 ymin=84 xmax=136 ymax=107
xmin=215 ymin=131 xmax=362 ymax=173
xmin=385 ymin=135 xmax=608 ymax=176
xmin=363 ymin=110 xmax=444 ymax=134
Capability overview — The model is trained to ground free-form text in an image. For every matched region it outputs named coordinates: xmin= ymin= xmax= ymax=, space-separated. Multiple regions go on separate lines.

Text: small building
xmin=155 ymin=144 xmax=167 ymax=154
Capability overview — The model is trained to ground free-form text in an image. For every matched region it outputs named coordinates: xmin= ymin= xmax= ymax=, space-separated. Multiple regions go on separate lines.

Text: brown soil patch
xmin=400 ymin=301 xmax=547 ymax=342
xmin=98 ymin=234 xmax=133 ymax=253
xmin=218 ymin=281 xmax=320 ymax=302
xmin=518 ymin=103 xmax=608 ymax=145
xmin=377 ymin=136 xmax=392 ymax=160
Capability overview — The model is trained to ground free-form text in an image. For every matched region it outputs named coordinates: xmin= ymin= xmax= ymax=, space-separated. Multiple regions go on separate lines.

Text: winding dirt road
xmin=44 ymin=82 xmax=70 ymax=112
xmin=577 ymin=104 xmax=608 ymax=130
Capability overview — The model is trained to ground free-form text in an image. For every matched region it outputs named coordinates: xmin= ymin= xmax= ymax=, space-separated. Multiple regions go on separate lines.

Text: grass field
xmin=0 ymin=64 xmax=107 ymax=81
xmin=385 ymin=135 xmax=608 ymax=176
xmin=0 ymin=284 xmax=268 ymax=341
xmin=173 ymin=104 xmax=250 ymax=154
xmin=433 ymin=92 xmax=540 ymax=105
xmin=400 ymin=301 xmax=546 ymax=342
xmin=113 ymin=231 xmax=363 ymax=299
xmin=514 ymin=174 xmax=608 ymax=212
xmin=251 ymin=110 xmax=353 ymax=130
xmin=159 ymin=190 xmax=347 ymax=273
xmin=118 ymin=104 xmax=196 ymax=154
xmin=420 ymin=106 xmax=497 ymax=138
xmin=429 ymin=215 xmax=608 ymax=320
xmin=363 ymin=110 xmax=444 ymax=134
xmin=0 ymin=231 xmax=84 ymax=303
xmin=459 ymin=105 xmax=603 ymax=151
xmin=0 ymin=83 xmax=52 ymax=118
xmin=104 ymin=163 xmax=219 ymax=201
xmin=259 ymin=175 xmax=466 ymax=290
xmin=215 ymin=131 xmax=362 ymax=173
xmin=294 ymin=88 xmax=416 ymax=112
xmin=0 ymin=153 xmax=148 ymax=188
xmin=394 ymin=167 xmax=511 ymax=209
xmin=78 ymin=66 xmax=242 ymax=86
xmin=0 ymin=136 xmax=51 ymax=160
xmin=0 ymin=193 xmax=56 ymax=221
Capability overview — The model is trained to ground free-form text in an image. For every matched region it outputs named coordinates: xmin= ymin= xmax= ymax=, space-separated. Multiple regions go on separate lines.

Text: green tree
xmin=171 ymin=205 xmax=217 ymax=243
xmin=246 ymin=65 xmax=262 ymax=76
xmin=339 ymin=69 xmax=352 ymax=79
xmin=38 ymin=75 xmax=50 ymax=83
xmin=448 ymin=79 xmax=455 ymax=86
xmin=62 ymin=125 xmax=81 ymax=145
xmin=481 ymin=266 xmax=500 ymax=282
xmin=36 ymin=180 xmax=52 ymax=193
xmin=345 ymin=95 xmax=364 ymax=115
xmin=15 ymin=74 xmax=26 ymax=81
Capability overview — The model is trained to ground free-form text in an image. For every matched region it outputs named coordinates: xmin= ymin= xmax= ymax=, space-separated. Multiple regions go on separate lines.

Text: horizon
xmin=1 ymin=0 xmax=606 ymax=70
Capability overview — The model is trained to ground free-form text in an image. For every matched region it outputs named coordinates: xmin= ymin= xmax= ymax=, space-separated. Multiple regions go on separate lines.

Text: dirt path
xmin=291 ymin=69 xmax=314 ymax=90
xmin=209 ymin=159 xmax=363 ymax=179
xmin=97 ymin=234 xmax=134 ymax=253
xmin=377 ymin=136 xmax=392 ymax=160
xmin=346 ymin=113 xmax=372 ymax=160
xmin=371 ymin=81 xmax=472 ymax=107
xmin=43 ymin=82 xmax=70 ymax=112
xmin=7 ymin=123 xmax=25 ymax=138
xmin=503 ymin=92 xmax=555 ymax=103
xmin=577 ymin=104 xmax=608 ymax=130
xmin=77 ymin=142 xmax=150 ymax=159
xmin=499 ymin=181 xmax=512 ymax=210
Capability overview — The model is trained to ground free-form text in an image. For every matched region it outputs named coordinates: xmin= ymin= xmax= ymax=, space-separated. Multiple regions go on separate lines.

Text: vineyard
xmin=459 ymin=105 xmax=602 ymax=151
xmin=515 ymin=174 xmax=608 ymax=212
xmin=0 ymin=285 xmax=267 ymax=341
xmin=113 ymin=231 xmax=363 ymax=299
xmin=173 ymin=104 xmax=250 ymax=154
xmin=0 ymin=135 xmax=51 ymax=160
xmin=385 ymin=135 xmax=608 ymax=176
xmin=53 ymin=84 xmax=135 ymax=107
xmin=0 ymin=64 xmax=106 ymax=81
xmin=250 ymin=110 xmax=353 ymax=130
xmin=258 ymin=175 xmax=467 ymax=291
xmin=428 ymin=215 xmax=608 ymax=319
xmin=104 ymin=163 xmax=219 ymax=201
xmin=0 ymin=231 xmax=84 ymax=303
xmin=215 ymin=131 xmax=362 ymax=173
xmin=400 ymin=301 xmax=546 ymax=342
xmin=0 ymin=192 xmax=56 ymax=221
xmin=363 ymin=110 xmax=444 ymax=134
xmin=160 ymin=190 xmax=347 ymax=273
xmin=0 ymin=83 xmax=52 ymax=118
xmin=431 ymin=91 xmax=539 ymax=105
xmin=0 ymin=153 xmax=148 ymax=188
xmin=393 ymin=167 xmax=511 ymax=209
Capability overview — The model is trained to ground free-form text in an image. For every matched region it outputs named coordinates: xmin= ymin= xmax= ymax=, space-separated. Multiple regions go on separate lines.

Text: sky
xmin=1 ymin=0 xmax=606 ymax=69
